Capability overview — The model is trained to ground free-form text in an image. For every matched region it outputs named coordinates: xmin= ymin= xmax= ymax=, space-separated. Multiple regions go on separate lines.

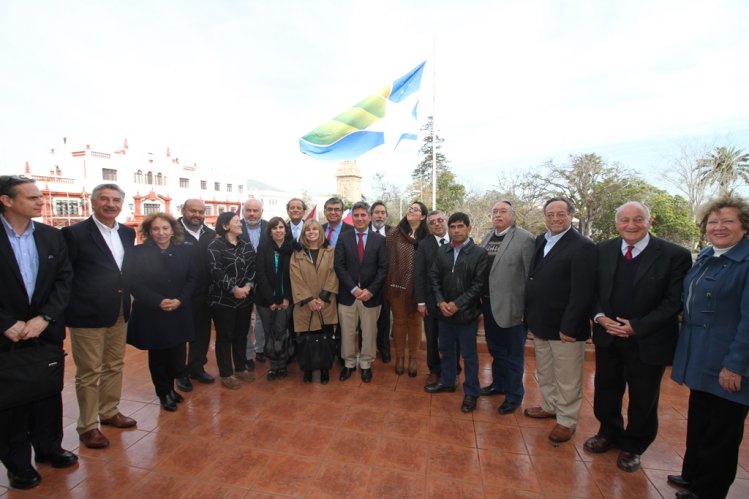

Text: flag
xmin=305 ymin=204 xmax=317 ymax=221
xmin=342 ymin=208 xmax=353 ymax=225
xmin=299 ymin=61 xmax=426 ymax=160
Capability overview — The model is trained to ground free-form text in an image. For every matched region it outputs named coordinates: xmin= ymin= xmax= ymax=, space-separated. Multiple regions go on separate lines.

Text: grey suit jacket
xmin=480 ymin=225 xmax=535 ymax=328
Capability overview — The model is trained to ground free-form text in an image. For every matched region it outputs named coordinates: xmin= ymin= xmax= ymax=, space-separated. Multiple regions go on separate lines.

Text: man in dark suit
xmin=239 ymin=197 xmax=267 ymax=369
xmin=369 ymin=201 xmax=392 ymax=362
xmin=584 ymin=201 xmax=691 ymax=472
xmin=321 ymin=197 xmax=353 ymax=247
xmin=0 ymin=176 xmax=76 ymax=489
xmin=286 ymin=197 xmax=306 ymax=242
xmin=524 ymin=197 xmax=596 ymax=444
xmin=334 ymin=201 xmax=387 ymax=383
xmin=63 ymin=183 xmax=137 ymax=450
xmin=175 ymin=199 xmax=217 ymax=390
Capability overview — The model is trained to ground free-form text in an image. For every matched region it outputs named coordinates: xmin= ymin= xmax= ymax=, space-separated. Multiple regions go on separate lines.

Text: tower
xmin=336 ymin=160 xmax=362 ymax=202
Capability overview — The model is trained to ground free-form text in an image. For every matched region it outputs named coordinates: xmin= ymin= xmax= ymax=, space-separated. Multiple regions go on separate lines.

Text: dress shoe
xmin=339 ymin=367 xmax=355 ymax=381
xmin=667 ymin=475 xmax=690 ymax=487
xmin=523 ymin=406 xmax=556 ymax=419
xmin=548 ymin=423 xmax=576 ymax=444
xmin=361 ymin=368 xmax=373 ymax=383
xmin=424 ymin=383 xmax=457 ymax=393
xmin=616 ymin=450 xmax=641 ymax=472
xmin=267 ymin=370 xmax=277 ymax=381
xmin=221 ymin=375 xmax=241 ymax=390
xmin=480 ymin=385 xmax=505 ymax=396
xmin=175 ymin=376 xmax=193 ymax=392
xmin=381 ymin=351 xmax=391 ymax=363
xmin=303 ymin=370 xmax=313 ymax=383
xmin=408 ymin=357 xmax=418 ymax=377
xmin=7 ymin=468 xmax=41 ymax=489
xmin=395 ymin=357 xmax=404 ymax=375
xmin=255 ymin=352 xmax=266 ymax=363
xmin=235 ymin=370 xmax=256 ymax=383
xmin=425 ymin=373 xmax=439 ymax=386
xmin=675 ymin=490 xmax=699 ymax=499
xmin=189 ymin=371 xmax=215 ymax=384
xmin=35 ymin=449 xmax=78 ymax=468
xmin=497 ymin=399 xmax=521 ymax=415
xmin=461 ymin=395 xmax=478 ymax=413
xmin=170 ymin=390 xmax=184 ymax=403
xmin=159 ymin=394 xmax=178 ymax=412
xmin=583 ymin=435 xmax=614 ymax=454
xmin=100 ymin=412 xmax=137 ymax=428
xmin=277 ymin=368 xmax=288 ymax=379
xmin=320 ymin=369 xmax=329 ymax=384
xmin=246 ymin=358 xmax=256 ymax=371
xmin=79 ymin=428 xmax=109 ymax=449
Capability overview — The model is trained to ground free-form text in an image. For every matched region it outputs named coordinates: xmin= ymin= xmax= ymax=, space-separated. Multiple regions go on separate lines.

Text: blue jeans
xmin=482 ymin=301 xmax=526 ymax=404
xmin=437 ymin=319 xmax=479 ymax=397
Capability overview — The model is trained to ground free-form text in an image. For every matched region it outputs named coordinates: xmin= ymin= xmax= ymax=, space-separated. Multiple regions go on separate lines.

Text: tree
xmin=662 ymin=139 xmax=713 ymax=221
xmin=411 ymin=116 xmax=465 ymax=213
xmin=698 ymin=145 xmax=749 ymax=196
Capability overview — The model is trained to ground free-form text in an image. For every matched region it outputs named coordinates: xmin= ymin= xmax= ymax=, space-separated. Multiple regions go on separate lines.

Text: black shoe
xmin=381 ymin=351 xmax=392 ymax=363
xmin=480 ymin=385 xmax=505 ymax=396
xmin=159 ymin=394 xmax=178 ymax=412
xmin=461 ymin=395 xmax=478 ymax=413
xmin=7 ymin=468 xmax=41 ymax=489
xmin=675 ymin=491 xmax=699 ymax=499
xmin=424 ymin=383 xmax=457 ymax=394
xmin=320 ymin=369 xmax=329 ymax=384
xmin=277 ymin=368 xmax=288 ymax=379
xmin=497 ymin=399 xmax=520 ymax=415
xmin=169 ymin=390 xmax=184 ymax=403
xmin=175 ymin=376 xmax=193 ymax=392
xmin=255 ymin=352 xmax=266 ymax=363
xmin=667 ymin=475 xmax=690 ymax=487
xmin=267 ymin=370 xmax=277 ymax=381
xmin=339 ymin=367 xmax=355 ymax=381
xmin=303 ymin=370 xmax=313 ymax=383
xmin=35 ymin=449 xmax=78 ymax=468
xmin=189 ymin=371 xmax=215 ymax=384
xmin=361 ymin=368 xmax=372 ymax=383
xmin=246 ymin=358 xmax=256 ymax=372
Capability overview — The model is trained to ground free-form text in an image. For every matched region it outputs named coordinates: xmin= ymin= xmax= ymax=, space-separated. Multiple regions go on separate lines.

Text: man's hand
xmin=20 ymin=316 xmax=49 ymax=340
xmin=605 ymin=317 xmax=634 ymax=338
xmin=439 ymin=301 xmax=458 ymax=317
xmin=559 ymin=331 xmax=576 ymax=343
xmin=358 ymin=289 xmax=373 ymax=302
xmin=3 ymin=321 xmax=26 ymax=342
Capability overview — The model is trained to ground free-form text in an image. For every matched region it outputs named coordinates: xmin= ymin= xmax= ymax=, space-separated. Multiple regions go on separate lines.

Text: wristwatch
xmin=41 ymin=314 xmax=54 ymax=323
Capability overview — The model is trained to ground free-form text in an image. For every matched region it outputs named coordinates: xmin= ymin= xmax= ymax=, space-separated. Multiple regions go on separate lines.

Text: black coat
xmin=414 ymin=235 xmax=441 ymax=314
xmin=178 ymin=219 xmax=216 ymax=299
xmin=254 ymin=238 xmax=293 ymax=307
xmin=126 ymin=242 xmax=196 ymax=350
xmin=428 ymin=239 xmax=487 ymax=324
xmin=334 ymin=229 xmax=387 ymax=307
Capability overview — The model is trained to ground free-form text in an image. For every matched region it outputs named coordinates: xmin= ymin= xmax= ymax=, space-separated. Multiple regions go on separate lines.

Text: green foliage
xmin=698 ymin=146 xmax=749 ymax=196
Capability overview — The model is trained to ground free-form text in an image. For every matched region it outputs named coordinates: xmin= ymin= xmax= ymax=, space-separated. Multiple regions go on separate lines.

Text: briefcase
xmin=0 ymin=341 xmax=65 ymax=411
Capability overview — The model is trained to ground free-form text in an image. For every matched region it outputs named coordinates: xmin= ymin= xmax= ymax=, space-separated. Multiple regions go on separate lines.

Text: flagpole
xmin=431 ymin=38 xmax=437 ymax=210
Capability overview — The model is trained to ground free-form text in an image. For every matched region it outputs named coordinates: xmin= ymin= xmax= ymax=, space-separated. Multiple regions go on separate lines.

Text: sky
xmin=1 ymin=0 xmax=748 ymax=198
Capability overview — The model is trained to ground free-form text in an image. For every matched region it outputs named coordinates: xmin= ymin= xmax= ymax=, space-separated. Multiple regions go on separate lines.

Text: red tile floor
xmin=2 ymin=338 xmax=748 ymax=498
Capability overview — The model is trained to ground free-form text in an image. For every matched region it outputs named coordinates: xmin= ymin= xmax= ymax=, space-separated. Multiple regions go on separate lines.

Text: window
xmin=146 ymin=171 xmax=153 ymax=185
xmin=156 ymin=172 xmax=163 ymax=186
xmin=134 ymin=170 xmax=143 ymax=183
xmin=214 ymin=182 xmax=220 ymax=191
xmin=218 ymin=205 xmax=226 ymax=214
xmin=54 ymin=199 xmax=81 ymax=216
xmin=200 ymin=180 xmax=207 ymax=190
xmin=102 ymin=168 xmax=117 ymax=181
xmin=204 ymin=205 xmax=214 ymax=216
xmin=238 ymin=185 xmax=244 ymax=194
xmin=226 ymin=184 xmax=232 ymax=193
xmin=143 ymin=203 xmax=160 ymax=215
xmin=179 ymin=178 xmax=189 ymax=188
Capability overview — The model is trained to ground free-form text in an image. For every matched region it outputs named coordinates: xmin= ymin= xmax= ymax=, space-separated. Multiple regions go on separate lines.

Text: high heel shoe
xmin=408 ymin=357 xmax=418 ymax=377
xmin=320 ymin=369 xmax=329 ymax=385
xmin=159 ymin=394 xmax=177 ymax=412
xmin=303 ymin=370 xmax=313 ymax=383
xmin=395 ymin=357 xmax=404 ymax=375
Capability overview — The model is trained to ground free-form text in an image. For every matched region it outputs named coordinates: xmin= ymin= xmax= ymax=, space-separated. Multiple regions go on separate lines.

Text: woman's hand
xmin=719 ymin=368 xmax=743 ymax=393
xmin=160 ymin=299 xmax=181 ymax=312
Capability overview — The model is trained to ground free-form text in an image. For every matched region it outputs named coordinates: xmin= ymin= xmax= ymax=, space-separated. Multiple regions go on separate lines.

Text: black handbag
xmin=264 ymin=309 xmax=294 ymax=362
xmin=0 ymin=340 xmax=65 ymax=411
xmin=296 ymin=311 xmax=337 ymax=370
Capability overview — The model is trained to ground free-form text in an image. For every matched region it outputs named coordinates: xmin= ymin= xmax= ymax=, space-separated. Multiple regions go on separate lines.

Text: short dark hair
xmin=265 ymin=216 xmax=287 ymax=237
xmin=351 ymin=201 xmax=370 ymax=213
xmin=448 ymin=212 xmax=471 ymax=227
xmin=543 ymin=197 xmax=575 ymax=214
xmin=139 ymin=212 xmax=184 ymax=245
xmin=324 ymin=197 xmax=343 ymax=210
xmin=286 ymin=198 xmax=307 ymax=211
xmin=0 ymin=175 xmax=35 ymax=212
xmin=370 ymin=200 xmax=387 ymax=215
xmin=215 ymin=211 xmax=237 ymax=237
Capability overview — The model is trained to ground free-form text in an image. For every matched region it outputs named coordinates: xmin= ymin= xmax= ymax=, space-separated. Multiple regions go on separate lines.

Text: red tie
xmin=327 ymin=226 xmax=334 ymax=241
xmin=357 ymin=232 xmax=365 ymax=262
xmin=625 ymin=245 xmax=634 ymax=260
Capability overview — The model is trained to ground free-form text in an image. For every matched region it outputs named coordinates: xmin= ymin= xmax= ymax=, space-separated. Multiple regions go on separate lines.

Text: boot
xmin=395 ymin=357 xmax=404 ymax=375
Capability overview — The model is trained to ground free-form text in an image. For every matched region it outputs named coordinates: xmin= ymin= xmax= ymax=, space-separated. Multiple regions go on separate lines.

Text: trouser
xmin=148 ymin=345 xmax=185 ymax=397
xmin=339 ymin=301 xmax=380 ymax=369
xmin=376 ymin=301 xmax=391 ymax=357
xmin=482 ymin=302 xmax=526 ymax=404
xmin=437 ymin=319 xmax=479 ymax=397
xmin=389 ymin=298 xmax=422 ymax=358
xmin=185 ymin=297 xmax=213 ymax=376
xmin=0 ymin=393 xmax=63 ymax=473
xmin=212 ymin=304 xmax=252 ymax=378
xmin=533 ymin=337 xmax=585 ymax=428
xmin=256 ymin=305 xmax=291 ymax=370
xmin=424 ymin=311 xmax=460 ymax=375
xmin=681 ymin=389 xmax=748 ymax=499
xmin=246 ymin=306 xmax=265 ymax=357
xmin=593 ymin=338 xmax=665 ymax=454
xmin=70 ymin=310 xmax=127 ymax=434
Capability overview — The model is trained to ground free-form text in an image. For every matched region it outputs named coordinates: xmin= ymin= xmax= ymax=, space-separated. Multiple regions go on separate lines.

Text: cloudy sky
xmin=1 ymin=0 xmax=747 ymax=197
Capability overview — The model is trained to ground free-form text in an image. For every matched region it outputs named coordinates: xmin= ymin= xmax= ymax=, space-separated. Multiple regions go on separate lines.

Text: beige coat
xmin=290 ymin=246 xmax=339 ymax=332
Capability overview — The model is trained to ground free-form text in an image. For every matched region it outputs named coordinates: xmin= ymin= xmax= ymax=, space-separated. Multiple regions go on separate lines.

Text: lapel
xmin=532 ymin=229 xmax=574 ymax=273
xmin=0 ymin=224 xmax=24 ymax=290
xmin=86 ymin=217 xmax=119 ymax=268
xmin=633 ymin=235 xmax=660 ymax=286
xmin=491 ymin=227 xmax=515 ymax=274
xmin=600 ymin=238 xmax=621 ymax=302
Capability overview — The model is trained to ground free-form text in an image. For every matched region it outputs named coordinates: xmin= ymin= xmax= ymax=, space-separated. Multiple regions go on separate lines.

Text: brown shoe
xmin=234 ymin=370 xmax=255 ymax=383
xmin=583 ymin=435 xmax=614 ymax=453
xmin=100 ymin=412 xmax=137 ymax=428
xmin=548 ymin=424 xmax=575 ymax=443
xmin=79 ymin=428 xmax=109 ymax=449
xmin=523 ymin=406 xmax=556 ymax=419
xmin=616 ymin=451 xmax=641 ymax=472
xmin=221 ymin=375 xmax=241 ymax=389
xmin=425 ymin=373 xmax=439 ymax=386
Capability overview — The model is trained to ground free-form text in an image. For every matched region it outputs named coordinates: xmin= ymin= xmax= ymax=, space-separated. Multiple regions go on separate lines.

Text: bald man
xmin=240 ymin=198 xmax=268 ymax=369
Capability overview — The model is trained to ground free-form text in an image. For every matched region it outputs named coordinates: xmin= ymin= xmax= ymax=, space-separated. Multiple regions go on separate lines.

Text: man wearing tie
xmin=322 ymin=197 xmax=352 ymax=247
xmin=286 ymin=198 xmax=306 ymax=242
xmin=369 ymin=201 xmax=392 ymax=362
xmin=334 ymin=201 xmax=387 ymax=383
xmin=585 ymin=201 xmax=691 ymax=472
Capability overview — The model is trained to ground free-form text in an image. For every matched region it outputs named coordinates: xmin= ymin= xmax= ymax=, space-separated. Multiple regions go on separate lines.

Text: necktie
xmin=625 ymin=245 xmax=634 ymax=260
xmin=327 ymin=226 xmax=334 ymax=241
xmin=439 ymin=238 xmax=446 ymax=246
xmin=357 ymin=232 xmax=365 ymax=262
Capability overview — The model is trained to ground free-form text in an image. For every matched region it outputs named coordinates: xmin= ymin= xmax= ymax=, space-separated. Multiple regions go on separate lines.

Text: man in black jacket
xmin=369 ymin=201 xmax=392 ymax=362
xmin=425 ymin=213 xmax=487 ymax=413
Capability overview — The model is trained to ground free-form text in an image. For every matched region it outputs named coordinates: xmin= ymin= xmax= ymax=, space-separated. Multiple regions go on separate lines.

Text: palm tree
xmin=697 ymin=146 xmax=749 ymax=196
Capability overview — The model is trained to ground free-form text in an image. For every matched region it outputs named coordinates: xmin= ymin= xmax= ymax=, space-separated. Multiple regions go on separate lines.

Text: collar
xmin=620 ymin=233 xmax=650 ymax=253
xmin=0 ymin=213 xmax=34 ymax=237
xmin=93 ymin=214 xmax=119 ymax=232
xmin=544 ymin=226 xmax=571 ymax=243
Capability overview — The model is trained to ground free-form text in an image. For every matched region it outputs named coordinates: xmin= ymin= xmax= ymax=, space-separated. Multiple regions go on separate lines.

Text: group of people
xmin=1 ymin=174 xmax=747 ymax=498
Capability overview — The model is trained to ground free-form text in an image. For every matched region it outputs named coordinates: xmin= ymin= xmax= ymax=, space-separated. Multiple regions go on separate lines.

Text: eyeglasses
xmin=407 ymin=207 xmax=422 ymax=213
xmin=428 ymin=218 xmax=445 ymax=225
xmin=325 ymin=207 xmax=342 ymax=212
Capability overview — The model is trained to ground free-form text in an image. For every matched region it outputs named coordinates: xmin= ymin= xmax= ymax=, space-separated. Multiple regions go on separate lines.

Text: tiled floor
xmin=2 ymin=338 xmax=748 ymax=498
